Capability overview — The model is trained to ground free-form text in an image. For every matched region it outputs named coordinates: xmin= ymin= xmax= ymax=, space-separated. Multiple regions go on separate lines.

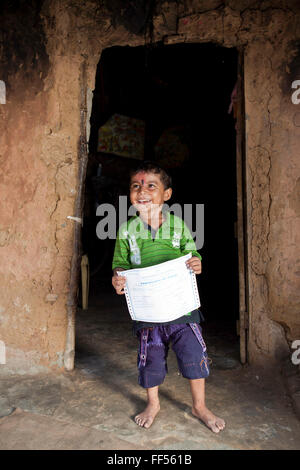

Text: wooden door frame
xmin=63 ymin=45 xmax=250 ymax=371
xmin=64 ymin=61 xmax=89 ymax=371
xmin=235 ymin=47 xmax=249 ymax=364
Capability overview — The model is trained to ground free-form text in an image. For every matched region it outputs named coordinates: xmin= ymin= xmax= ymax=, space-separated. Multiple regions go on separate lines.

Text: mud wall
xmin=0 ymin=0 xmax=299 ymax=372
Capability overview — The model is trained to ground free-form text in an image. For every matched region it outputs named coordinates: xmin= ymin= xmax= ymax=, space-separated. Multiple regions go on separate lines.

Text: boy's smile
xmin=130 ymin=171 xmax=172 ymax=216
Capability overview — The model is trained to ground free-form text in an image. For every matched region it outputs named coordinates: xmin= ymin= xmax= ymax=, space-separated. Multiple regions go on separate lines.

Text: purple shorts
xmin=136 ymin=323 xmax=209 ymax=388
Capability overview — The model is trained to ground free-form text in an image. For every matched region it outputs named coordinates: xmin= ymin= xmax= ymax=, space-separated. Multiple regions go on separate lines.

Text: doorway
xmin=76 ymin=42 xmax=246 ymax=370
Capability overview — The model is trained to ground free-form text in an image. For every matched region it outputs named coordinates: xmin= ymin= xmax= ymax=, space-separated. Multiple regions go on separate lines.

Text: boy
xmin=112 ymin=161 xmax=225 ymax=433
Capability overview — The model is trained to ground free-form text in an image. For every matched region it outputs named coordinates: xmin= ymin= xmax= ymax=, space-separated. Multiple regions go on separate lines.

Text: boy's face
xmin=130 ymin=171 xmax=172 ymax=215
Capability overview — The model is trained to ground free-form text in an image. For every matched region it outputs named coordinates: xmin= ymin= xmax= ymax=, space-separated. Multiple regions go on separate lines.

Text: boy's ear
xmin=164 ymin=188 xmax=172 ymax=201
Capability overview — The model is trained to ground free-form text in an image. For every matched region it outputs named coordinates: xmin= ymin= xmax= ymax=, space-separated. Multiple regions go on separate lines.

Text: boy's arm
xmin=186 ymin=256 xmax=202 ymax=274
xmin=180 ymin=221 xmax=202 ymax=274
xmin=112 ymin=228 xmax=131 ymax=294
xmin=112 ymin=267 xmax=126 ymax=294
xmin=112 ymin=228 xmax=131 ymax=271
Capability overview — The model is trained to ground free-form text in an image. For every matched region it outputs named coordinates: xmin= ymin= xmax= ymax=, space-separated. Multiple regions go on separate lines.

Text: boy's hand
xmin=112 ymin=268 xmax=126 ymax=295
xmin=186 ymin=257 xmax=202 ymax=274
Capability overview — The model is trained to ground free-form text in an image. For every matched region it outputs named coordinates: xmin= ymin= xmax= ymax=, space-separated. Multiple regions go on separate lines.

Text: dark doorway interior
xmin=79 ymin=43 xmax=240 ymax=364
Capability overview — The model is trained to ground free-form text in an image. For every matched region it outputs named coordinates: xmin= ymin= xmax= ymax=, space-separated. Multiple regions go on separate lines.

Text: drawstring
xmin=138 ymin=328 xmax=149 ymax=367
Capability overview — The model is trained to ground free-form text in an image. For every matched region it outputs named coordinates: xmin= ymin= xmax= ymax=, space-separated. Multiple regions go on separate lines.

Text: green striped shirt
xmin=112 ymin=212 xmax=202 ymax=271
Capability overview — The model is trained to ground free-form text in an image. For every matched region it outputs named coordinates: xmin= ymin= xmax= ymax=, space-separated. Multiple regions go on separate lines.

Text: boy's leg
xmin=135 ymin=327 xmax=167 ymax=428
xmin=135 ymin=385 xmax=160 ymax=428
xmin=189 ymin=378 xmax=225 ymax=433
xmin=170 ymin=323 xmax=225 ymax=433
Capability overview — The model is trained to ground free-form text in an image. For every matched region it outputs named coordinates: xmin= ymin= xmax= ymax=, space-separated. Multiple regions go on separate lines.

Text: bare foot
xmin=135 ymin=402 xmax=160 ymax=429
xmin=192 ymin=405 xmax=225 ymax=433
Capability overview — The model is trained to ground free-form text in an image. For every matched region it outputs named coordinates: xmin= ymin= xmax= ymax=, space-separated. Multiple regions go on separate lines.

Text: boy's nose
xmin=138 ymin=186 xmax=147 ymax=195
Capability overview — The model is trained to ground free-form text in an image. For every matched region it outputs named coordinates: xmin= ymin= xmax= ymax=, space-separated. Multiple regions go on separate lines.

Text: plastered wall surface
xmin=0 ymin=0 xmax=299 ymax=372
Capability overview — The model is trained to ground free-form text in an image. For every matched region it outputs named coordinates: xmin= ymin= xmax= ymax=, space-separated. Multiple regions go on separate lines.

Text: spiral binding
xmin=124 ymin=286 xmax=135 ymax=319
xmin=190 ymin=271 xmax=201 ymax=308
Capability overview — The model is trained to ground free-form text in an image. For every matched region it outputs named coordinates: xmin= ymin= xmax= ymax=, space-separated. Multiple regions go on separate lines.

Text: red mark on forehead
xmin=134 ymin=171 xmax=147 ymax=185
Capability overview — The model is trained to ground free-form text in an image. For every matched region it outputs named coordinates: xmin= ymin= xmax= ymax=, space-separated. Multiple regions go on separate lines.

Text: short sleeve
xmin=112 ymin=228 xmax=131 ymax=270
xmin=180 ymin=221 xmax=202 ymax=261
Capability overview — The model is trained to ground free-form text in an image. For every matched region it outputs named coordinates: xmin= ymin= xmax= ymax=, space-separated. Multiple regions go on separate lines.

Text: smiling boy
xmin=112 ymin=161 xmax=225 ymax=433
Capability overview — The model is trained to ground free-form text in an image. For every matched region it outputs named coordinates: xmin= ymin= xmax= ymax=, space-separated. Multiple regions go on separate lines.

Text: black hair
xmin=130 ymin=161 xmax=172 ymax=190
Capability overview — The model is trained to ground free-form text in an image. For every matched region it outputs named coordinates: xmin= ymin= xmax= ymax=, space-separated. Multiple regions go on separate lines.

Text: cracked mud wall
xmin=245 ymin=37 xmax=300 ymax=365
xmin=0 ymin=0 xmax=144 ymax=372
xmin=0 ymin=0 xmax=80 ymax=371
xmin=0 ymin=0 xmax=299 ymax=372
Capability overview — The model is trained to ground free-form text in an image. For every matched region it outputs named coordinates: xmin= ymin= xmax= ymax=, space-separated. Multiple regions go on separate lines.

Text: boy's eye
xmin=130 ymin=182 xmax=158 ymax=190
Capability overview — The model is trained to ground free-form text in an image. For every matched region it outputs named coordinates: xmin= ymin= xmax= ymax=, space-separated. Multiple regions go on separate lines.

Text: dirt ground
xmin=0 ymin=290 xmax=300 ymax=451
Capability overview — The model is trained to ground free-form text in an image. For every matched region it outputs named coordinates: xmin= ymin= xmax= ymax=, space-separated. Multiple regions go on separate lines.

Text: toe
xmin=144 ymin=418 xmax=152 ymax=429
xmin=211 ymin=423 xmax=220 ymax=433
xmin=217 ymin=419 xmax=226 ymax=430
xmin=135 ymin=415 xmax=142 ymax=426
xmin=215 ymin=419 xmax=225 ymax=431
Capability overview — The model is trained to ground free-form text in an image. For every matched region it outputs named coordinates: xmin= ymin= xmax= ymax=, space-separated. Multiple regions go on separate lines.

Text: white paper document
xmin=118 ymin=253 xmax=200 ymax=322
